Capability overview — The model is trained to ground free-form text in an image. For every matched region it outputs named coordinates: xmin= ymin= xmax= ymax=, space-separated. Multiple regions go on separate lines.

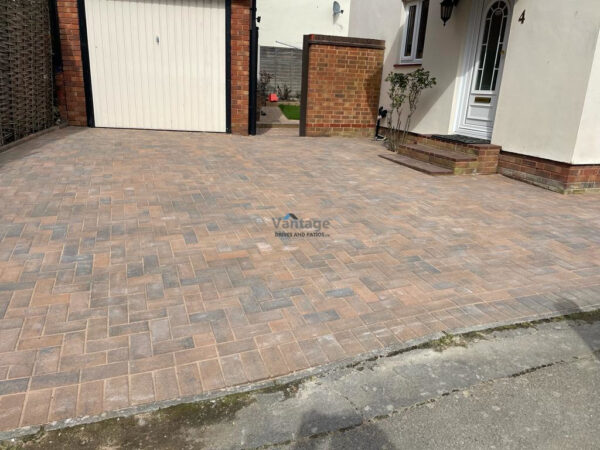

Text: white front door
xmin=456 ymin=0 xmax=512 ymax=139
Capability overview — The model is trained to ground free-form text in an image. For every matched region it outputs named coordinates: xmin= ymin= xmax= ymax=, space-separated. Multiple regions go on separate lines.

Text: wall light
xmin=441 ymin=0 xmax=460 ymax=26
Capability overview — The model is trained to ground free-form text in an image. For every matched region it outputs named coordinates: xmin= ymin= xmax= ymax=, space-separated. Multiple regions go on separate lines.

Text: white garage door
xmin=84 ymin=0 xmax=226 ymax=132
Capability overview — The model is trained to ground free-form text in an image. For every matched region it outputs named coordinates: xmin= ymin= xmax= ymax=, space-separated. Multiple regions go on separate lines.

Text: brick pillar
xmin=230 ymin=0 xmax=251 ymax=135
xmin=55 ymin=0 xmax=87 ymax=126
xmin=300 ymin=35 xmax=385 ymax=137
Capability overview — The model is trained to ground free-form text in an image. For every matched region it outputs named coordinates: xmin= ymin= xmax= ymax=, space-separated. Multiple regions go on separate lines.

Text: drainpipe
xmin=248 ymin=0 xmax=259 ymax=135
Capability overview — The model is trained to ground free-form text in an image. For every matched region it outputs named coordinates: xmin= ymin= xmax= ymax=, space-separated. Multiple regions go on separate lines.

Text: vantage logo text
xmin=272 ymin=213 xmax=331 ymax=238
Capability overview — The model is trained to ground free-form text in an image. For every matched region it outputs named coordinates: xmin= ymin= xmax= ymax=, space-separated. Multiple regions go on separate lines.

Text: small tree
xmin=403 ymin=68 xmax=436 ymax=145
xmin=385 ymin=68 xmax=436 ymax=150
xmin=385 ymin=71 xmax=409 ymax=150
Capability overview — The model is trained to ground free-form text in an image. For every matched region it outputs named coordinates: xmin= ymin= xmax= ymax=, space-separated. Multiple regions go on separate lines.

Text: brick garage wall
xmin=499 ymin=151 xmax=600 ymax=194
xmin=55 ymin=0 xmax=87 ymax=126
xmin=231 ymin=0 xmax=250 ymax=135
xmin=55 ymin=0 xmax=252 ymax=134
xmin=300 ymin=35 xmax=384 ymax=137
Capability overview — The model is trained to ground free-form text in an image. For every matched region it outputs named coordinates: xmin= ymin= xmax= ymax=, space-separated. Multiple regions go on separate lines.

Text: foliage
xmin=385 ymin=68 xmax=437 ymax=150
xmin=405 ymin=68 xmax=437 ymax=141
xmin=385 ymin=72 xmax=409 ymax=150
xmin=278 ymin=104 xmax=300 ymax=120
xmin=258 ymin=70 xmax=273 ymax=104
xmin=257 ymin=71 xmax=273 ymax=119
xmin=277 ymin=84 xmax=292 ymax=101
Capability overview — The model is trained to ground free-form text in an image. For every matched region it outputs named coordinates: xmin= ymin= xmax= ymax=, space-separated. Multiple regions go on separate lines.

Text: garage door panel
xmin=85 ymin=0 xmax=226 ymax=132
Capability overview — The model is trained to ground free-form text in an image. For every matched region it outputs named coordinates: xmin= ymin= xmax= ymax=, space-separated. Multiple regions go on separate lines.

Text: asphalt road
xmin=281 ymin=355 xmax=600 ymax=449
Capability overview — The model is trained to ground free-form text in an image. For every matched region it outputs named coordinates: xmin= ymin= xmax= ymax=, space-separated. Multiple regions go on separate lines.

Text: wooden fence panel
xmin=0 ymin=0 xmax=54 ymax=147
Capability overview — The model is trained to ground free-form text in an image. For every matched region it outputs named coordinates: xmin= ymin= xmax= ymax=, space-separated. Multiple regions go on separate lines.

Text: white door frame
xmin=453 ymin=0 xmax=512 ymax=139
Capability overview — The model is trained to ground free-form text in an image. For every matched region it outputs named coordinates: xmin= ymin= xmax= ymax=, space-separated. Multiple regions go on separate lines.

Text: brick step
xmin=417 ymin=135 xmax=477 ymax=154
xmin=386 ymin=132 xmax=503 ymax=175
xmin=416 ymin=134 xmax=501 ymax=156
xmin=397 ymin=142 xmax=477 ymax=168
xmin=379 ymin=153 xmax=453 ymax=176
xmin=398 ymin=144 xmax=477 ymax=162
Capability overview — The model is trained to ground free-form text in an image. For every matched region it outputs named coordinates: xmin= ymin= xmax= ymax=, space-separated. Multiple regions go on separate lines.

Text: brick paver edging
xmin=2 ymin=304 xmax=597 ymax=442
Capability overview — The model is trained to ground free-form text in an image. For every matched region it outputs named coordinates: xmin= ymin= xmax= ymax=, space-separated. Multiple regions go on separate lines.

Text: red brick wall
xmin=55 ymin=0 xmax=251 ymax=134
xmin=230 ymin=0 xmax=250 ymax=135
xmin=300 ymin=35 xmax=384 ymax=137
xmin=55 ymin=0 xmax=87 ymax=126
xmin=499 ymin=151 xmax=600 ymax=194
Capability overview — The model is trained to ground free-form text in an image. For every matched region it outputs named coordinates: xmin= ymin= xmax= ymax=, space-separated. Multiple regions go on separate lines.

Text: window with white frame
xmin=400 ymin=0 xmax=429 ymax=63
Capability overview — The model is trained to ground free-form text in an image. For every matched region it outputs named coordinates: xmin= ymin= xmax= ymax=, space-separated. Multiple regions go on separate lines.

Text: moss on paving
xmin=0 ymin=392 xmax=255 ymax=450
xmin=557 ymin=309 xmax=600 ymax=324
xmin=0 ymin=378 xmax=311 ymax=450
xmin=417 ymin=309 xmax=600 ymax=352
xmin=259 ymin=378 xmax=306 ymax=400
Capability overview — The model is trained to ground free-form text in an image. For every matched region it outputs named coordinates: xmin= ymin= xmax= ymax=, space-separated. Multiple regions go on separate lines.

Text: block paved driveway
xmin=1 ymin=127 xmax=600 ymax=432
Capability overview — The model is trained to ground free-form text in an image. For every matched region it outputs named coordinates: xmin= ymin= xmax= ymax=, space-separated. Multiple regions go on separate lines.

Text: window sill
xmin=394 ymin=63 xmax=423 ymax=68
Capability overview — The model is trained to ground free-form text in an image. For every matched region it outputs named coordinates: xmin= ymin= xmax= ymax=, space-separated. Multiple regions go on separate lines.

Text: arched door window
xmin=474 ymin=1 xmax=509 ymax=91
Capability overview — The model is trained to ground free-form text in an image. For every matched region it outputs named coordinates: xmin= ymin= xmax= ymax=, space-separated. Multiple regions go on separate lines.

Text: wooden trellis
xmin=0 ymin=0 xmax=55 ymax=147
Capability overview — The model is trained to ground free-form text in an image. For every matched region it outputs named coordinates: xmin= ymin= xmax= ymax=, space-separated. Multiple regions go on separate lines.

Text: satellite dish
xmin=333 ymin=1 xmax=344 ymax=15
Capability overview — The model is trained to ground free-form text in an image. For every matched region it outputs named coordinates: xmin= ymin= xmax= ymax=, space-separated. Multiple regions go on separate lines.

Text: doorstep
xmin=380 ymin=131 xmax=501 ymax=176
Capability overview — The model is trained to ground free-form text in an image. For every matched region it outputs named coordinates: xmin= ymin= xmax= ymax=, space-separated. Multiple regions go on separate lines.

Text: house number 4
xmin=518 ymin=10 xmax=526 ymax=24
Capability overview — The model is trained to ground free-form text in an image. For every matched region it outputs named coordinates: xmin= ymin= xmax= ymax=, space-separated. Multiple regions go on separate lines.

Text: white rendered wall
xmin=570 ymin=28 xmax=600 ymax=165
xmin=258 ymin=0 xmax=351 ymax=49
xmin=348 ymin=0 xmax=404 ymax=109
xmin=410 ymin=0 xmax=473 ymax=135
xmin=349 ymin=0 xmax=474 ymax=134
xmin=492 ymin=0 xmax=600 ymax=163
